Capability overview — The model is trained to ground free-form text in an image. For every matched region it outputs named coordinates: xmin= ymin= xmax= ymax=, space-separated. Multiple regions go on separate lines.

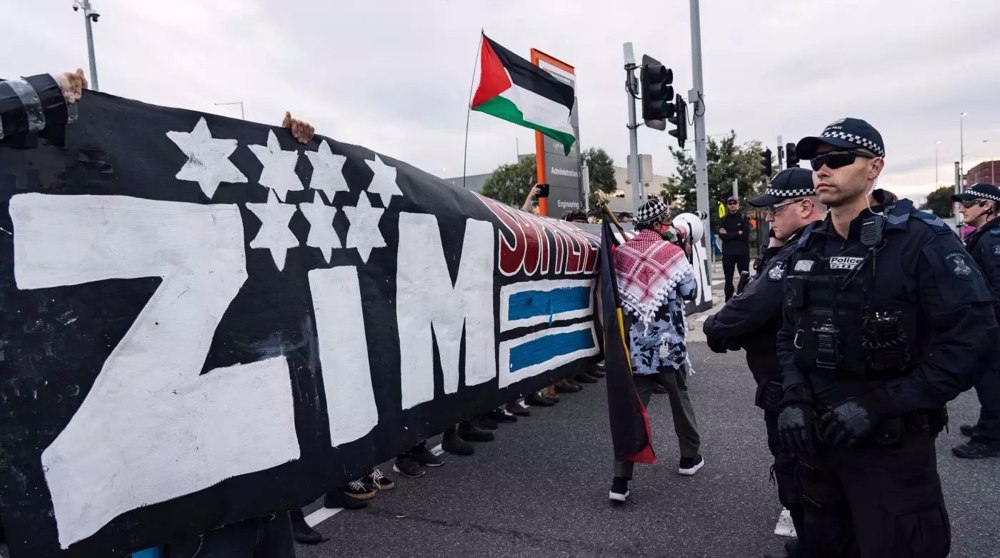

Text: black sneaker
xmin=952 ymin=440 xmax=1000 ymax=459
xmin=678 ymin=455 xmax=705 ymax=476
xmin=289 ymin=509 xmax=325 ymax=544
xmin=324 ymin=488 xmax=367 ymax=510
xmin=489 ymin=408 xmax=517 ymax=423
xmin=595 ymin=362 xmax=606 ymax=372
xmin=588 ymin=367 xmax=606 ymax=379
xmin=442 ymin=428 xmax=475 ymax=455
xmin=458 ymin=421 xmax=495 ymax=442
xmin=344 ymin=478 xmax=377 ymax=499
xmin=477 ymin=415 xmax=499 ymax=430
xmin=410 ymin=444 xmax=445 ymax=467
xmin=575 ymin=373 xmax=599 ymax=384
xmin=527 ymin=391 xmax=556 ymax=407
xmin=393 ymin=456 xmax=426 ymax=478
xmin=609 ymin=477 xmax=629 ymax=503
xmin=362 ymin=467 xmax=395 ymax=491
xmin=959 ymin=424 xmax=978 ymax=437
xmin=506 ymin=401 xmax=530 ymax=417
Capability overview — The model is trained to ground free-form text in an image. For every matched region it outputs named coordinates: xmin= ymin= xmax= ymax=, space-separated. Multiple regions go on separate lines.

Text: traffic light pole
xmin=689 ymin=0 xmax=711 ymax=284
xmin=623 ymin=43 xmax=642 ymax=215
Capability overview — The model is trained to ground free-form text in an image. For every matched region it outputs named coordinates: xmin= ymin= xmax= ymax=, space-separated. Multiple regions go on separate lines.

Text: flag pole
xmin=462 ymin=32 xmax=484 ymax=190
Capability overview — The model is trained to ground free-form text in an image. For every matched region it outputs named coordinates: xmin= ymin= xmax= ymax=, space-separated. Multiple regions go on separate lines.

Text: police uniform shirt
xmin=704 ymin=227 xmax=808 ymax=384
xmin=963 ymin=217 xmax=1000 ymax=320
xmin=775 ymin=192 xmax=998 ymax=415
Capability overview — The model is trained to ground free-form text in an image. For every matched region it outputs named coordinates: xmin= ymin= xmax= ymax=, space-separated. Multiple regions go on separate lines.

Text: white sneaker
xmin=609 ymin=477 xmax=630 ymax=502
xmin=678 ymin=455 xmax=705 ymax=476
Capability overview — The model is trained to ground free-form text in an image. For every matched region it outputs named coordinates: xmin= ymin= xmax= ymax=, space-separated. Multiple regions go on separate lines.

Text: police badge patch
xmin=768 ymin=261 xmax=786 ymax=281
xmin=993 ymin=244 xmax=1000 ymax=257
xmin=945 ymin=251 xmax=973 ymax=280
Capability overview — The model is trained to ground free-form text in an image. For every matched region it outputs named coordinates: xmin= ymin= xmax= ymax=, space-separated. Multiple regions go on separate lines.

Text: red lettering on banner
xmin=476 ymin=194 xmax=599 ymax=277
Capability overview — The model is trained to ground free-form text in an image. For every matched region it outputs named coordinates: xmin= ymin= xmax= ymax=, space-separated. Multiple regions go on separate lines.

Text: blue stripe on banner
xmin=509 ymin=327 xmax=596 ymax=372
xmin=507 ymin=286 xmax=590 ymax=321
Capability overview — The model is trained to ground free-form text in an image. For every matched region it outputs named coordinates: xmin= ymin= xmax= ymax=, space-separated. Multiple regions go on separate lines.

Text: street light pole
xmin=215 ymin=101 xmax=245 ymax=120
xmin=72 ymin=0 xmax=101 ymax=91
xmin=960 ymin=112 xmax=967 ymax=189
xmin=935 ymin=140 xmax=940 ymax=186
xmin=985 ymin=139 xmax=998 ymax=185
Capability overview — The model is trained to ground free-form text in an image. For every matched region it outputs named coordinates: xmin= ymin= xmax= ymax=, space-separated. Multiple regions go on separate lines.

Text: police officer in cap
xmin=950 ymin=182 xmax=1000 ymax=459
xmin=775 ymin=118 xmax=997 ymax=557
xmin=704 ymin=167 xmax=824 ymax=558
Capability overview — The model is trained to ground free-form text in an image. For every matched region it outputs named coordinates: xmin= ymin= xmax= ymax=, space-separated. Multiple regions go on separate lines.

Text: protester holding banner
xmin=609 ymin=198 xmax=703 ymax=504
xmin=1 ymin=69 xmax=87 ymax=144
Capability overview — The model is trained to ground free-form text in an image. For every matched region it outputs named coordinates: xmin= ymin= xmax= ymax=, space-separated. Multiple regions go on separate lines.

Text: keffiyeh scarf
xmin=613 ymin=228 xmax=695 ymax=326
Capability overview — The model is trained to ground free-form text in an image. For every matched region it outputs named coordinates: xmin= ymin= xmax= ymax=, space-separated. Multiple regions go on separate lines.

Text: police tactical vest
xmin=783 ymin=204 xmax=938 ymax=381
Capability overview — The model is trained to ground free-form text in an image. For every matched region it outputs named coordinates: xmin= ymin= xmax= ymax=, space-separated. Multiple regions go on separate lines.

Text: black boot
xmin=477 ymin=414 xmax=499 ymax=430
xmin=458 ymin=420 xmax=495 ymax=442
xmin=575 ymin=372 xmax=598 ymax=384
xmin=289 ymin=508 xmax=325 ymax=544
xmin=442 ymin=426 xmax=475 ymax=455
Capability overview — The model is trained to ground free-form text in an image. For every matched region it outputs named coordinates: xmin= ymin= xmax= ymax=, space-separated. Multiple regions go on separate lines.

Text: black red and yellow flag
xmin=600 ymin=218 xmax=655 ymax=464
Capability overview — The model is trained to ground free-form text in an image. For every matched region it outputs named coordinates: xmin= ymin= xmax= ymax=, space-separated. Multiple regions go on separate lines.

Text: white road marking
xmin=774 ymin=508 xmax=797 ymax=537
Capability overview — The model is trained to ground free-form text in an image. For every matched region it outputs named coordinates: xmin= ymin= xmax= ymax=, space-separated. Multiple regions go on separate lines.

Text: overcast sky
xmin=6 ymin=0 xmax=1000 ymax=202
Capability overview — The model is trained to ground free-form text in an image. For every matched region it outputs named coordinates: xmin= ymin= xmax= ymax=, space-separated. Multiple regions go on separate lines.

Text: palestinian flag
xmin=600 ymin=218 xmax=655 ymax=465
xmin=471 ymin=34 xmax=577 ymax=154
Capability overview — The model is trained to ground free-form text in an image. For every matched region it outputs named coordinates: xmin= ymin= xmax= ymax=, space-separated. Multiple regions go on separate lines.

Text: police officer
xmin=950 ymin=182 xmax=1000 ymax=459
xmin=704 ymin=167 xmax=823 ymax=558
xmin=775 ymin=118 xmax=997 ymax=557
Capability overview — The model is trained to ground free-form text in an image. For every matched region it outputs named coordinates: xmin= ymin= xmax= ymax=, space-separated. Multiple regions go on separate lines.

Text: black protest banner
xmin=0 ymin=91 xmax=600 ymax=558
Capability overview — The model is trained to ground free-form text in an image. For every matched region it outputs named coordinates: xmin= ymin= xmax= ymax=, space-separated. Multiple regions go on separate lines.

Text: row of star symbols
xmin=165 ymin=117 xmax=400 ymax=269
xmin=166 ymin=117 xmax=402 ymax=204
xmin=247 ymin=189 xmax=386 ymax=270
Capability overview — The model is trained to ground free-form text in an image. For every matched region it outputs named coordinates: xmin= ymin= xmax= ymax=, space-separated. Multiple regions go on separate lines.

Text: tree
xmin=583 ymin=147 xmax=617 ymax=206
xmin=660 ymin=131 xmax=770 ymax=227
xmin=480 ymin=155 xmax=536 ymax=207
xmin=921 ymin=185 xmax=955 ymax=218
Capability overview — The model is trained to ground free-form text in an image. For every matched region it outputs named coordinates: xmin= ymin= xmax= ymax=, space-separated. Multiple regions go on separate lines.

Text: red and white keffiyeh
xmin=613 ymin=228 xmax=694 ymax=325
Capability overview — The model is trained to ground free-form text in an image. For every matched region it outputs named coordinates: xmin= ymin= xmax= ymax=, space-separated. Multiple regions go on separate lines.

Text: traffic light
xmin=760 ymin=148 xmax=773 ymax=177
xmin=668 ymin=94 xmax=687 ymax=148
xmin=640 ymin=54 xmax=674 ymax=131
xmin=785 ymin=142 xmax=799 ymax=168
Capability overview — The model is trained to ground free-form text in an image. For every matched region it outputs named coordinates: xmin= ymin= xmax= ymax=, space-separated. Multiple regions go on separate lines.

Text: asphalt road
xmin=295 ymin=343 xmax=1000 ymax=558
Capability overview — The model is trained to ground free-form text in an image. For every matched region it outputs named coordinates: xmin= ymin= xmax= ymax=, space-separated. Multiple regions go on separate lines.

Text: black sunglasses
xmin=810 ymin=150 xmax=875 ymax=171
xmin=959 ymin=200 xmax=989 ymax=209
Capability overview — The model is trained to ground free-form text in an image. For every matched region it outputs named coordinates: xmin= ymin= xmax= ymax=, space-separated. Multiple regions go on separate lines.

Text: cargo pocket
xmin=883 ymin=485 xmax=950 ymax=558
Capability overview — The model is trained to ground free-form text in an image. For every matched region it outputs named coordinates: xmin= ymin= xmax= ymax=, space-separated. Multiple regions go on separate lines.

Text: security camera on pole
xmin=72 ymin=0 xmax=101 ymax=91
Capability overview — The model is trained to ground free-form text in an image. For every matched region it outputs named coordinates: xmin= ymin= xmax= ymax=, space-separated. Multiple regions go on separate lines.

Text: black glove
xmin=819 ymin=397 xmax=880 ymax=448
xmin=777 ymin=403 xmax=818 ymax=455
xmin=706 ymin=334 xmax=729 ymax=354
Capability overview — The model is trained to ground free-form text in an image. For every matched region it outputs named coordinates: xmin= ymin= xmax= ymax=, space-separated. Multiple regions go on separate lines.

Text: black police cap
xmin=952 ymin=183 xmax=1000 ymax=203
xmin=749 ymin=167 xmax=815 ymax=207
xmin=795 ymin=117 xmax=885 ymax=160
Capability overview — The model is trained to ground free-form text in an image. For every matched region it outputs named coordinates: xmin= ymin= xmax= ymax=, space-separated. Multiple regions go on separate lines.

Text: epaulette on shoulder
xmin=795 ymin=221 xmax=822 ymax=250
xmin=909 ymin=209 xmax=952 ymax=235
